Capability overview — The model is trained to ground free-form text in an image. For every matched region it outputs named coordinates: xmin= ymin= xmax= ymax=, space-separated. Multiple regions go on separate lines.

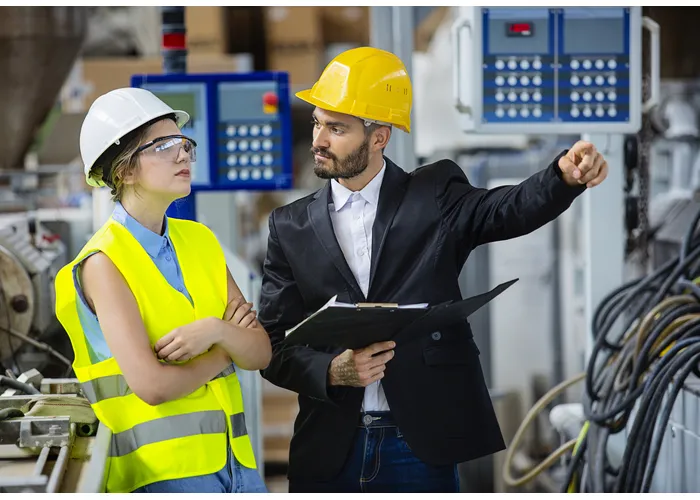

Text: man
xmin=257 ymin=47 xmax=608 ymax=493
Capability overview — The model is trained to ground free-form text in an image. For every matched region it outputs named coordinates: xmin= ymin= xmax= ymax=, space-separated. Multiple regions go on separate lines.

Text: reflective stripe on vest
xmin=82 ymin=363 xmax=237 ymax=404
xmin=82 ymin=374 xmax=132 ymax=404
xmin=213 ymin=363 xmax=236 ymax=380
xmin=109 ymin=410 xmax=249 ymax=457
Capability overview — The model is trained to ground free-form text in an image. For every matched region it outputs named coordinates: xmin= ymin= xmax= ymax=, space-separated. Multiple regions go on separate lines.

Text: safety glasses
xmin=135 ymin=135 xmax=197 ymax=163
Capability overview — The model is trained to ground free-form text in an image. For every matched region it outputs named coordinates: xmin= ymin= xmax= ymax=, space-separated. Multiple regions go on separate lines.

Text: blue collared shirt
xmin=74 ymin=202 xmax=192 ymax=363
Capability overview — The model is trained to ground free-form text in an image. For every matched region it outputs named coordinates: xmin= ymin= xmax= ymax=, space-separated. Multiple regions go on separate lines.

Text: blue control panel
xmin=130 ymin=72 xmax=293 ymax=191
xmin=455 ymin=7 xmax=643 ymax=134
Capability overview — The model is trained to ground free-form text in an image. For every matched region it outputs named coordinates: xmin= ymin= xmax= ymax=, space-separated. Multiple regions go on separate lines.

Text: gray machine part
xmin=0 ymin=376 xmax=106 ymax=494
xmin=0 ymin=214 xmax=67 ymax=369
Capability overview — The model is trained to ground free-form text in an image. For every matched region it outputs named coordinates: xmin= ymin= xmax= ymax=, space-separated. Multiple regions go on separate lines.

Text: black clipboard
xmin=282 ymin=279 xmax=518 ymax=350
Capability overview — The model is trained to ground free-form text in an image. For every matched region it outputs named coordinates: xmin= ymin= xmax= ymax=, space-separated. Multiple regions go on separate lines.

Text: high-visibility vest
xmin=54 ymin=216 xmax=257 ymax=493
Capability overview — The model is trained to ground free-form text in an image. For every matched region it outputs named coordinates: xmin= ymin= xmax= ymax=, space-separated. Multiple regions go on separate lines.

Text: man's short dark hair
xmin=363 ymin=122 xmax=392 ymax=153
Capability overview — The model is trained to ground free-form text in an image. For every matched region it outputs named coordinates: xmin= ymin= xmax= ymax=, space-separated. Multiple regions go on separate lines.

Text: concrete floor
xmin=265 ymin=475 xmax=289 ymax=493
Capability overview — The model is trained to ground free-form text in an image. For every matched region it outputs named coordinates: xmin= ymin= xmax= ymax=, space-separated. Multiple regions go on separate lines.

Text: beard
xmin=311 ymin=138 xmax=370 ymax=180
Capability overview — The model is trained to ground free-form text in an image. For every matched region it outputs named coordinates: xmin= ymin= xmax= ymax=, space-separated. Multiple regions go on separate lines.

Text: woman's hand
xmin=154 ymin=317 xmax=223 ymax=363
xmin=223 ymin=296 xmax=258 ymax=328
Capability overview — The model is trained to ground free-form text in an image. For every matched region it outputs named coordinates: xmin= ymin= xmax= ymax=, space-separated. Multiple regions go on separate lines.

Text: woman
xmin=54 ymin=88 xmax=272 ymax=493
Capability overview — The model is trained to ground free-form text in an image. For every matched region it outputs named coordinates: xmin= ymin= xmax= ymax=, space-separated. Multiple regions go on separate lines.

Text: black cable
xmin=0 ymin=408 xmax=24 ymax=420
xmin=579 ymin=221 xmax=700 ymax=492
xmin=616 ymin=341 xmax=700 ymax=492
xmin=680 ymin=202 xmax=700 ymax=264
xmin=552 ymin=206 xmax=700 ymax=492
xmin=588 ymin=244 xmax=700 ymax=407
xmin=560 ymin=433 xmax=588 ymax=493
xmin=618 ymin=340 xmax=700 ymax=491
xmin=0 ymin=325 xmax=72 ymax=370
xmin=626 ymin=348 xmax=700 ymax=492
xmin=586 ymin=259 xmax=677 ymax=402
xmin=638 ymin=344 xmax=700 ymax=487
xmin=0 ymin=374 xmax=40 ymax=394
xmin=642 ymin=352 xmax=700 ymax=492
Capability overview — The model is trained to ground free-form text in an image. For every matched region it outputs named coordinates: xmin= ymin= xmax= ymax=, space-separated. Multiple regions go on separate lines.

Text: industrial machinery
xmin=0 ymin=374 xmax=107 ymax=493
xmin=0 ymin=7 xmax=110 ymax=493
xmin=452 ymin=5 xmax=660 ymax=361
xmin=0 ymin=213 xmax=69 ymax=375
xmin=452 ymin=7 xmax=653 ymax=134
xmin=446 ymin=5 xmax=700 ymax=494
xmin=0 ymin=6 xmax=86 ymax=377
xmin=130 ymin=71 xmax=294 ymax=220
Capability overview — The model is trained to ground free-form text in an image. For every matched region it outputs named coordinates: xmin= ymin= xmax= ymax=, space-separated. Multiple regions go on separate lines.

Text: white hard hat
xmin=80 ymin=87 xmax=190 ymax=188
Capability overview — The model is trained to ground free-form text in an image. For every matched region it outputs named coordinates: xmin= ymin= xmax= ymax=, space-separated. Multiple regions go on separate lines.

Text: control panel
xmin=130 ymin=72 xmax=293 ymax=191
xmin=453 ymin=7 xmax=658 ymax=134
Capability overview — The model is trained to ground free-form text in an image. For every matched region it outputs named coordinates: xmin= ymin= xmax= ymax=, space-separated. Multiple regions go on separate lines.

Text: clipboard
xmin=282 ymin=278 xmax=518 ymax=350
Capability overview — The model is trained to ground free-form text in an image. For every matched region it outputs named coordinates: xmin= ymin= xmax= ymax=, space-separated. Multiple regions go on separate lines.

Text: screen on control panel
xmin=142 ymin=82 xmax=209 ymax=186
xmin=563 ymin=8 xmax=625 ymax=55
xmin=487 ymin=8 xmax=549 ymax=55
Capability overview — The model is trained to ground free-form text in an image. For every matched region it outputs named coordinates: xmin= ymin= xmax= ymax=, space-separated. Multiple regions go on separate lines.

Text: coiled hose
xmin=503 ymin=203 xmax=700 ymax=493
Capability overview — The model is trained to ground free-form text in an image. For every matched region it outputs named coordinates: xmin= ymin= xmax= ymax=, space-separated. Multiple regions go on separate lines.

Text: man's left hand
xmin=558 ymin=141 xmax=608 ymax=188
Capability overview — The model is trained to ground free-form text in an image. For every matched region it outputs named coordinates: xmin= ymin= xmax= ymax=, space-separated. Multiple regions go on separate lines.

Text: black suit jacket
xmin=258 ymin=154 xmax=585 ymax=481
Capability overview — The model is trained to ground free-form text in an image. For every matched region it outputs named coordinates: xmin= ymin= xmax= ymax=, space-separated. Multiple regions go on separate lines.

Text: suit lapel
xmin=369 ymin=158 xmax=409 ymax=295
xmin=308 ymin=182 xmax=365 ymax=300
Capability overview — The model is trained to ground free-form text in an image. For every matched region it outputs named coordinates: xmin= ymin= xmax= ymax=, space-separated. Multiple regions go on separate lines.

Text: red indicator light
xmin=510 ymin=23 xmax=531 ymax=33
xmin=162 ymin=32 xmax=186 ymax=50
xmin=263 ymin=92 xmax=278 ymax=107
xmin=506 ymin=22 xmax=534 ymax=37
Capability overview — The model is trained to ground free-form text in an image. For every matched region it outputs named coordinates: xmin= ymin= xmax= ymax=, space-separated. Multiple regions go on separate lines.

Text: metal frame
xmin=0 ymin=396 xmax=77 ymax=493
xmin=370 ymin=6 xmax=418 ymax=172
xmin=581 ymin=133 xmax=626 ymax=360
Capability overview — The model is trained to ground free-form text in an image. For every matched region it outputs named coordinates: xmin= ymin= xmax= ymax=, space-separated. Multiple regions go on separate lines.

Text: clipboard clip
xmin=355 ymin=302 xmax=399 ymax=309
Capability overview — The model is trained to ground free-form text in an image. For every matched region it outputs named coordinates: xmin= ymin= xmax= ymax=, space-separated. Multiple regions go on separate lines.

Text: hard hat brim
xmin=295 ymin=89 xmax=410 ymax=134
xmin=295 ymin=89 xmax=328 ymax=112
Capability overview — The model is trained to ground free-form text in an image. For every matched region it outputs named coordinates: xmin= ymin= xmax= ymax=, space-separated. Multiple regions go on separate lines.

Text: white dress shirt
xmin=329 ymin=161 xmax=390 ymax=412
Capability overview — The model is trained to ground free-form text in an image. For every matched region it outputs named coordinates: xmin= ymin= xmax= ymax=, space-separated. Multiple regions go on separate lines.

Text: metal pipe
xmin=77 ymin=423 xmax=111 ymax=493
xmin=46 ymin=445 xmax=69 ymax=493
xmin=33 ymin=446 xmax=50 ymax=477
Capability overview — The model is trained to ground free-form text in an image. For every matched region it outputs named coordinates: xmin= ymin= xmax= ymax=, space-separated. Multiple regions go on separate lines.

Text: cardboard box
xmin=64 ymin=54 xmax=242 ymax=112
xmin=185 ymin=6 xmax=227 ymax=54
xmin=415 ymin=7 xmax=450 ymax=52
xmin=268 ymin=46 xmax=324 ymax=86
xmin=320 ymin=7 xmax=370 ymax=46
xmin=264 ymin=6 xmax=322 ymax=46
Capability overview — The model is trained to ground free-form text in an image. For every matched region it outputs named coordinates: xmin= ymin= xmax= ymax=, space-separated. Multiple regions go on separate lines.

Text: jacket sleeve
xmin=435 ymin=150 xmax=586 ymax=249
xmin=258 ymin=210 xmax=345 ymax=404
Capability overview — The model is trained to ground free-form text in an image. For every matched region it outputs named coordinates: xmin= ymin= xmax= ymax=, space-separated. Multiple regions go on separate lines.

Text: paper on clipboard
xmin=281 ymin=278 xmax=518 ymax=350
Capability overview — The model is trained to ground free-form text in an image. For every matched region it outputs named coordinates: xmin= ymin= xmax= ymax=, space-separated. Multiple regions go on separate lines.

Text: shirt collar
xmin=111 ymin=202 xmax=170 ymax=258
xmin=330 ymin=159 xmax=386 ymax=212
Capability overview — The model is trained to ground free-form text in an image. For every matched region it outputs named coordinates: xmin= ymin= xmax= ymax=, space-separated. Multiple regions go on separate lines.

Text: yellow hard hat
xmin=296 ymin=47 xmax=412 ymax=133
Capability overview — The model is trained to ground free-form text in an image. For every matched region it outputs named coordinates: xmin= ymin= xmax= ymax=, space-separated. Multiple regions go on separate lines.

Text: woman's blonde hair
xmin=94 ymin=114 xmax=178 ymax=201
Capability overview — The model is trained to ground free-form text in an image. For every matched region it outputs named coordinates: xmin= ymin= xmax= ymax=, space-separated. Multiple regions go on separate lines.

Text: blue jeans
xmin=289 ymin=412 xmax=459 ymax=493
xmin=132 ymin=444 xmax=267 ymax=493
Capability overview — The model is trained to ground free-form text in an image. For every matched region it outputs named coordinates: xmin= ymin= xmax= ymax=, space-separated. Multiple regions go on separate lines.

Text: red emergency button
xmin=263 ymin=92 xmax=278 ymax=114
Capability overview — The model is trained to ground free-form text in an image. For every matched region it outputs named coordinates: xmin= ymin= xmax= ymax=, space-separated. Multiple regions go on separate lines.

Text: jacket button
xmin=431 ymin=332 xmax=441 ymax=341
